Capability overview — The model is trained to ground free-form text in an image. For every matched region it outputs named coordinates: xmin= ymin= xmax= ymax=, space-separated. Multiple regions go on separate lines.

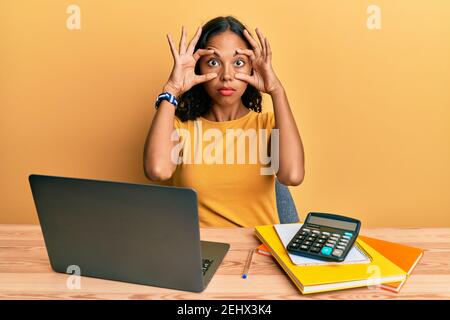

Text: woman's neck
xmin=202 ymin=101 xmax=249 ymax=122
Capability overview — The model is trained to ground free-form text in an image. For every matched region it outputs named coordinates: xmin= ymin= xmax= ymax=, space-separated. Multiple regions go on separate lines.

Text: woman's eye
xmin=206 ymin=59 xmax=245 ymax=67
xmin=235 ymin=59 xmax=245 ymax=67
xmin=207 ymin=59 xmax=219 ymax=67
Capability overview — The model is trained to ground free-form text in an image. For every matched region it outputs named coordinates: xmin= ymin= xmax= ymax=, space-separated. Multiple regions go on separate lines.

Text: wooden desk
xmin=0 ymin=225 xmax=449 ymax=299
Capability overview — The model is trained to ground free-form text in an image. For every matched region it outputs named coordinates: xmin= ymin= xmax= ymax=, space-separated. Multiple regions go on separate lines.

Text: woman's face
xmin=199 ymin=30 xmax=252 ymax=106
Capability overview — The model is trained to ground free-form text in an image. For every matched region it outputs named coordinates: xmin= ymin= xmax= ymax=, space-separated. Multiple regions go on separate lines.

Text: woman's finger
xmin=236 ymin=48 xmax=256 ymax=62
xmin=243 ymin=29 xmax=261 ymax=58
xmin=265 ymin=37 xmax=272 ymax=63
xmin=179 ymin=25 xmax=187 ymax=54
xmin=234 ymin=72 xmax=254 ymax=85
xmin=193 ymin=48 xmax=215 ymax=62
xmin=255 ymin=28 xmax=266 ymax=59
xmin=194 ymin=72 xmax=218 ymax=85
xmin=187 ymin=26 xmax=202 ymax=55
xmin=166 ymin=34 xmax=179 ymax=60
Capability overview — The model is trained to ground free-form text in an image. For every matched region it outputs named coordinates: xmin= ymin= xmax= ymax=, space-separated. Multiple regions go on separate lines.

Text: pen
xmin=242 ymin=249 xmax=255 ymax=279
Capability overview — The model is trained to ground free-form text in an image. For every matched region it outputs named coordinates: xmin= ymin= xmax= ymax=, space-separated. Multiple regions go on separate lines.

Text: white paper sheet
xmin=273 ymin=223 xmax=371 ymax=266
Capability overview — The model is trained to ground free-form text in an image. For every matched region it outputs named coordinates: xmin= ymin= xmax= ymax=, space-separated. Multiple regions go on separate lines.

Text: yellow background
xmin=1 ymin=0 xmax=449 ymax=226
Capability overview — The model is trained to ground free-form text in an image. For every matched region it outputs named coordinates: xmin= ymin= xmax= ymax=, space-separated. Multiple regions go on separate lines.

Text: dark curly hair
xmin=175 ymin=16 xmax=262 ymax=122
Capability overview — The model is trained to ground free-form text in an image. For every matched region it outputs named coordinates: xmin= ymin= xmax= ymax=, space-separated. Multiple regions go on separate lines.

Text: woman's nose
xmin=222 ymin=73 xmax=232 ymax=81
xmin=221 ymin=64 xmax=233 ymax=81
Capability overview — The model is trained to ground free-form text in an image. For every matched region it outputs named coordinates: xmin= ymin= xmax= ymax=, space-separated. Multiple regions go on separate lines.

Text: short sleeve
xmin=173 ymin=115 xmax=191 ymax=152
xmin=173 ymin=116 xmax=185 ymax=142
xmin=173 ymin=115 xmax=182 ymax=130
xmin=266 ymin=111 xmax=275 ymax=129
xmin=265 ymin=112 xmax=276 ymax=159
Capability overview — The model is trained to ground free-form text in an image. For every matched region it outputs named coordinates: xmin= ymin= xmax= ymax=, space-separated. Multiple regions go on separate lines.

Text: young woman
xmin=144 ymin=16 xmax=305 ymax=227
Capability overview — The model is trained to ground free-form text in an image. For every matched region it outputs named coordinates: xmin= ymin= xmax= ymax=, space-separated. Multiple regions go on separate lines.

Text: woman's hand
xmin=164 ymin=26 xmax=218 ymax=96
xmin=234 ymin=28 xmax=282 ymax=95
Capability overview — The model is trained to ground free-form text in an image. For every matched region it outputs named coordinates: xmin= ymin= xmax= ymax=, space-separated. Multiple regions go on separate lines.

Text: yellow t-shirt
xmin=171 ymin=109 xmax=280 ymax=228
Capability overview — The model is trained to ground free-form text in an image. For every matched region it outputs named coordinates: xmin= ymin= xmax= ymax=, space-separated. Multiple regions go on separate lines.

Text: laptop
xmin=28 ymin=174 xmax=230 ymax=292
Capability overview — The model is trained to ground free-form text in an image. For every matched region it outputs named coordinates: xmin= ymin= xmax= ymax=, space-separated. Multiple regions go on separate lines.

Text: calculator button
xmin=316 ymin=239 xmax=325 ymax=244
xmin=313 ymin=243 xmax=322 ymax=247
xmin=312 ymin=230 xmax=320 ymax=234
xmin=306 ymin=237 xmax=316 ymax=241
xmin=332 ymin=233 xmax=341 ymax=238
xmin=322 ymin=232 xmax=331 ymax=236
xmin=302 ymin=228 xmax=311 ymax=232
xmin=300 ymin=245 xmax=309 ymax=251
xmin=310 ymin=247 xmax=321 ymax=253
xmin=342 ymin=235 xmax=351 ymax=240
xmin=337 ymin=245 xmax=346 ymax=250
xmin=320 ymin=246 xmax=333 ymax=256
xmin=327 ymin=240 xmax=337 ymax=244
xmin=340 ymin=239 xmax=349 ymax=243
xmin=319 ymin=235 xmax=328 ymax=240
xmin=344 ymin=232 xmax=353 ymax=237
xmin=338 ymin=241 xmax=348 ymax=246
xmin=325 ymin=242 xmax=336 ymax=248
xmin=290 ymin=243 xmax=299 ymax=248
xmin=303 ymin=241 xmax=313 ymax=246
xmin=294 ymin=239 xmax=301 ymax=243
xmin=300 ymin=232 xmax=309 ymax=236
xmin=330 ymin=237 xmax=340 ymax=242
xmin=332 ymin=249 xmax=344 ymax=257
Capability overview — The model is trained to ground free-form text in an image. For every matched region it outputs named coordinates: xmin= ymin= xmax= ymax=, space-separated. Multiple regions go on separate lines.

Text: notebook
xmin=256 ymin=243 xmax=272 ymax=257
xmin=358 ymin=235 xmax=424 ymax=293
xmin=255 ymin=224 xmax=407 ymax=294
xmin=273 ymin=223 xmax=371 ymax=266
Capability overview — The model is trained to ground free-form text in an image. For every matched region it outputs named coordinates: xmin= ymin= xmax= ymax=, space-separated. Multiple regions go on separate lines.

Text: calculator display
xmin=308 ymin=216 xmax=357 ymax=231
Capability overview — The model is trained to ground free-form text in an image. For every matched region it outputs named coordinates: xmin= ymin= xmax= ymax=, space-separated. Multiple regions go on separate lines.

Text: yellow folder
xmin=255 ymin=224 xmax=407 ymax=294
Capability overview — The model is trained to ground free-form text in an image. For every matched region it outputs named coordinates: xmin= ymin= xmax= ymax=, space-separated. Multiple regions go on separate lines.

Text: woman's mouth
xmin=218 ymin=88 xmax=235 ymax=96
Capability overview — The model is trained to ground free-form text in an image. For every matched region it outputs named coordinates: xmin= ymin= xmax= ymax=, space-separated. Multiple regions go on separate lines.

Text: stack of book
xmin=255 ymin=223 xmax=423 ymax=294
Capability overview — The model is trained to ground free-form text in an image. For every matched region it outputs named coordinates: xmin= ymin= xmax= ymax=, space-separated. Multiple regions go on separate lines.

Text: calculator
xmin=286 ymin=212 xmax=361 ymax=262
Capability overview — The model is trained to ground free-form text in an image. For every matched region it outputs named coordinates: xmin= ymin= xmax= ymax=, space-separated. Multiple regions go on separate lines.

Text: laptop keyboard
xmin=202 ymin=258 xmax=214 ymax=275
